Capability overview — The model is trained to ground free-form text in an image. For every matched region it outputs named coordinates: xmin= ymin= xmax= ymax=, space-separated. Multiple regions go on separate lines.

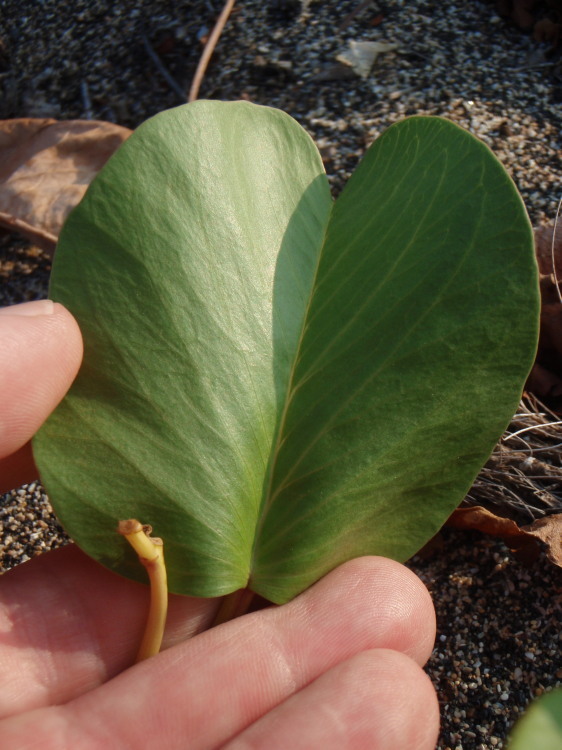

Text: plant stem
xmin=212 ymin=587 xmax=255 ymax=627
xmin=118 ymin=519 xmax=168 ymax=662
xmin=188 ymin=0 xmax=237 ymax=102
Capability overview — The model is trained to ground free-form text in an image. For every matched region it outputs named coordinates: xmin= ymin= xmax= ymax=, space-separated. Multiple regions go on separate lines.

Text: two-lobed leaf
xmin=33 ymin=102 xmax=539 ymax=603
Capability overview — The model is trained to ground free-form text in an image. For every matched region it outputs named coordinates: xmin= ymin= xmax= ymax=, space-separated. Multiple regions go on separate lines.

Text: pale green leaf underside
xmin=509 ymin=689 xmax=562 ymax=750
xmin=33 ymin=102 xmax=538 ymax=603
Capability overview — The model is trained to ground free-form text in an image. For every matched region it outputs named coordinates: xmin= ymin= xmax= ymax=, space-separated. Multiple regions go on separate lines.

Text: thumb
xmin=0 ymin=300 xmax=83 ymax=490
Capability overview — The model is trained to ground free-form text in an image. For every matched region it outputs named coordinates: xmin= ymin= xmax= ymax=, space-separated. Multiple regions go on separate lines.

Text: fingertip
xmin=356 ymin=648 xmax=440 ymax=750
xmin=225 ymin=649 xmax=440 ymax=750
xmin=291 ymin=556 xmax=436 ymax=667
xmin=366 ymin=556 xmax=437 ymax=664
xmin=0 ymin=301 xmax=83 ymax=459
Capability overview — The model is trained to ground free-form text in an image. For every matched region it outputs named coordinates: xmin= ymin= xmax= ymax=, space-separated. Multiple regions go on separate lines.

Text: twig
xmin=504 ymin=421 xmax=562 ymax=441
xmin=142 ymin=34 xmax=187 ymax=102
xmin=80 ymin=80 xmax=93 ymax=120
xmin=507 ymin=61 xmax=557 ymax=72
xmin=339 ymin=1 xmax=374 ymax=30
xmin=188 ymin=0 xmax=237 ymax=102
xmin=502 ymin=440 xmax=562 ymax=454
xmin=463 ymin=393 xmax=562 ymax=522
xmin=551 ymin=196 xmax=562 ymax=304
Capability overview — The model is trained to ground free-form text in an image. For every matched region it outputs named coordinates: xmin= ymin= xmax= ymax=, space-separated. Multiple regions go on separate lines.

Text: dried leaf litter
xmin=1 ymin=1 xmax=562 ymax=748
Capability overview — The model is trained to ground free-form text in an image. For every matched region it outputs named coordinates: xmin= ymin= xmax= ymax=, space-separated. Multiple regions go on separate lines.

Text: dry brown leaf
xmin=534 ymin=17 xmax=562 ymax=46
xmin=496 ymin=0 xmax=537 ymax=30
xmin=541 ymin=302 xmax=562 ymax=357
xmin=535 ymin=223 xmax=562 ymax=276
xmin=526 ymin=361 xmax=562 ymax=399
xmin=0 ymin=118 xmax=131 ymax=254
xmin=527 ymin=228 xmax=562 ymax=402
xmin=511 ymin=0 xmax=537 ymax=30
xmin=447 ymin=505 xmax=562 ymax=567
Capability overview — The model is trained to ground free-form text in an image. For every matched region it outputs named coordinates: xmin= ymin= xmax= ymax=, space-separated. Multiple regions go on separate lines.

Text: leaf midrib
xmin=247 ymin=198 xmax=335 ymax=579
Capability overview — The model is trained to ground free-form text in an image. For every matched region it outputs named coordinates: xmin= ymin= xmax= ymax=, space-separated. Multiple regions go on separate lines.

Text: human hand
xmin=0 ymin=300 xmax=439 ymax=749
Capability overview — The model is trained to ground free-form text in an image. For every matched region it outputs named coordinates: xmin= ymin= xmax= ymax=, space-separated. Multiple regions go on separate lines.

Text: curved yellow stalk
xmin=118 ymin=519 xmax=168 ymax=662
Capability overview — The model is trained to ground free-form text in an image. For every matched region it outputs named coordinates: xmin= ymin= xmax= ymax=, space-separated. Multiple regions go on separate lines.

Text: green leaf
xmin=33 ymin=102 xmax=539 ymax=603
xmin=509 ymin=689 xmax=562 ymax=750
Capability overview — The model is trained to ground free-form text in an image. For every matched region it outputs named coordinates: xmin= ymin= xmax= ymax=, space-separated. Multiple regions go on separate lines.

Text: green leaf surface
xmin=509 ymin=689 xmax=562 ymax=750
xmin=33 ymin=102 xmax=539 ymax=603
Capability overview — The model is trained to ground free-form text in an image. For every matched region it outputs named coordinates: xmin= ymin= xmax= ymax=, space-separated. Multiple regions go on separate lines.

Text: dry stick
xmin=118 ymin=519 xmax=168 ymax=662
xmin=188 ymin=0 xmax=237 ymax=102
xmin=505 ymin=421 xmax=562 ymax=441
xmin=339 ymin=0 xmax=374 ymax=30
xmin=508 ymin=61 xmax=557 ymax=72
xmin=80 ymin=80 xmax=93 ymax=120
xmin=142 ymin=35 xmax=187 ymax=102
xmin=464 ymin=392 xmax=562 ymax=521
xmin=551 ymin=196 xmax=562 ymax=304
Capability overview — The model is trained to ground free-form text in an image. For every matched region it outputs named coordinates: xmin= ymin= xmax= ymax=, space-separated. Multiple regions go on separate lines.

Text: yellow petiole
xmin=117 ymin=519 xmax=168 ymax=663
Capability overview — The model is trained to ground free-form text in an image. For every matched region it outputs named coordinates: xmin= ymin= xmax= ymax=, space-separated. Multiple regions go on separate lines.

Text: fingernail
xmin=0 ymin=300 xmax=55 ymax=317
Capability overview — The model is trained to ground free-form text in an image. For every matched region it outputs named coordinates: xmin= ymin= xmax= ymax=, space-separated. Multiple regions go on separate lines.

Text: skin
xmin=0 ymin=300 xmax=440 ymax=749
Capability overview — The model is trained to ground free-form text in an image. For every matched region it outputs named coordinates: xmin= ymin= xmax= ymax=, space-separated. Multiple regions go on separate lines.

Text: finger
xmin=0 ymin=300 xmax=83 ymax=463
xmin=224 ymin=649 xmax=439 ymax=750
xmin=0 ymin=557 xmax=436 ymax=749
xmin=0 ymin=545 xmax=220 ymax=719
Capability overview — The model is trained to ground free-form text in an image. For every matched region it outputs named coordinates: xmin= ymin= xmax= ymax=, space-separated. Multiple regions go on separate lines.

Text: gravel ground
xmin=1 ymin=1 xmax=562 ymax=748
